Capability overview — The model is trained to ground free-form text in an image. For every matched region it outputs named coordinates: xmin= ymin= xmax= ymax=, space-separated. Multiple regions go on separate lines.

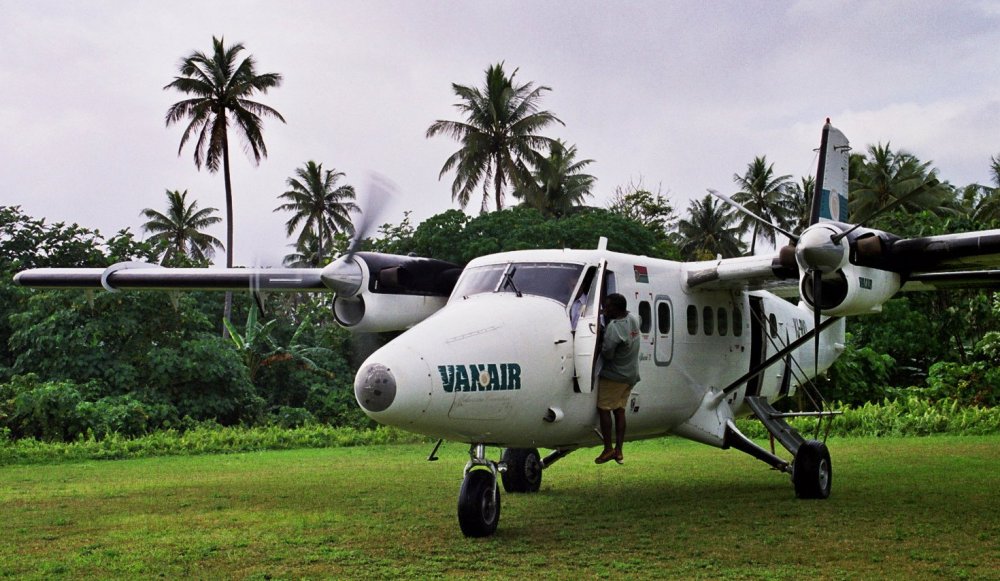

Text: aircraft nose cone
xmin=355 ymin=363 xmax=397 ymax=412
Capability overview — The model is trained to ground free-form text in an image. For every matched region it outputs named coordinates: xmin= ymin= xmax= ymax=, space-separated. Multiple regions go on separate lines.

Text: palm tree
xmin=426 ymin=62 xmax=563 ymax=212
xmin=849 ymin=143 xmax=954 ymax=222
xmin=676 ymin=194 xmax=745 ymax=260
xmin=514 ymin=140 xmax=595 ymax=217
xmin=731 ymin=156 xmax=794 ymax=255
xmin=164 ymin=37 xmax=284 ymax=327
xmin=971 ymin=154 xmax=1000 ymax=225
xmin=282 ymin=231 xmax=326 ymax=268
xmin=275 ymin=161 xmax=358 ymax=265
xmin=140 ymin=189 xmax=224 ymax=265
xmin=786 ymin=175 xmax=816 ymax=235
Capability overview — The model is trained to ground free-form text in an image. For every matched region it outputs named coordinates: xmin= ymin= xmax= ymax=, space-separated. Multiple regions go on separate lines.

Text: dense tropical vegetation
xmin=2 ymin=49 xmax=999 ymax=452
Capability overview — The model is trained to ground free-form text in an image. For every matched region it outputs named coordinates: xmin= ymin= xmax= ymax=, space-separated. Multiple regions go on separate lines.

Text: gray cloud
xmin=2 ymin=1 xmax=998 ymax=265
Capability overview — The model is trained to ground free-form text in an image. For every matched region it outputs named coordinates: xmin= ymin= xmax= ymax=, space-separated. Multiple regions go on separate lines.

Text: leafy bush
xmin=1 ymin=375 xmax=178 ymax=441
xmin=0 ymin=424 xmax=428 ymax=465
xmin=736 ymin=396 xmax=1000 ymax=439
xmin=270 ymin=406 xmax=316 ymax=429
xmin=818 ymin=333 xmax=895 ymax=405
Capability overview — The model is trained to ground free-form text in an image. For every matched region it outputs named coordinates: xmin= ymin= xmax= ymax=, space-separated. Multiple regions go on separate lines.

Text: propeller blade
xmin=830 ymin=178 xmax=942 ymax=245
xmin=812 ymin=269 xmax=822 ymax=379
xmin=708 ymin=189 xmax=799 ymax=243
xmin=344 ymin=173 xmax=396 ymax=259
xmin=320 ymin=173 xmax=397 ymax=297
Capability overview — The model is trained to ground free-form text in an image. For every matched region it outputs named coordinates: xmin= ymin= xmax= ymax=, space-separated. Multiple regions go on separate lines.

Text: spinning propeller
xmin=320 ymin=173 xmax=395 ymax=297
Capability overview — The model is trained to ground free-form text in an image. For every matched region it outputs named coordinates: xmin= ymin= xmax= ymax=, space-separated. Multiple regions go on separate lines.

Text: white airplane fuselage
xmin=354 ymin=247 xmax=845 ymax=450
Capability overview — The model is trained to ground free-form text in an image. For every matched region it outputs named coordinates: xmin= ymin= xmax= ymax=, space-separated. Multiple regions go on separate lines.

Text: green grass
xmin=1 ymin=436 xmax=997 ymax=579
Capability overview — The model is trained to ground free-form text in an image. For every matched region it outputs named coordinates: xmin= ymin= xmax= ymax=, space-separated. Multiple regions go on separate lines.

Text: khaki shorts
xmin=597 ymin=378 xmax=632 ymax=411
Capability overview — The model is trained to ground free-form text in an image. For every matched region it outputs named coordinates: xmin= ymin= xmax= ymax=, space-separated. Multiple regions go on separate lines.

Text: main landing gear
xmin=724 ymin=396 xmax=835 ymax=500
xmin=457 ymin=445 xmax=568 ymax=537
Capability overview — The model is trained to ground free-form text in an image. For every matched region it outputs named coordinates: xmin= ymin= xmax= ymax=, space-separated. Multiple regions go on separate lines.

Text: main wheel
xmin=458 ymin=470 xmax=501 ymax=537
xmin=793 ymin=440 xmax=832 ymax=499
xmin=500 ymin=448 xmax=542 ymax=493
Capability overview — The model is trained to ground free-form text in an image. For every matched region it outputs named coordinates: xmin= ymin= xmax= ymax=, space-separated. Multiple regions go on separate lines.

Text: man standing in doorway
xmin=595 ymin=293 xmax=641 ymax=464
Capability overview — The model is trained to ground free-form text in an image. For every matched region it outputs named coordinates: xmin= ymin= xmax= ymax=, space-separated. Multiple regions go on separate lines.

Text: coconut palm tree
xmin=676 ymin=194 xmax=745 ymax=260
xmin=849 ymin=143 xmax=954 ymax=223
xmin=275 ymin=161 xmax=358 ymax=265
xmin=731 ymin=156 xmax=794 ymax=255
xmin=140 ymin=189 xmax=224 ymax=265
xmin=786 ymin=175 xmax=816 ymax=235
xmin=971 ymin=154 xmax=1000 ymax=225
xmin=164 ymin=37 xmax=284 ymax=326
xmin=281 ymin=231 xmax=327 ymax=268
xmin=426 ymin=62 xmax=563 ymax=212
xmin=514 ymin=140 xmax=595 ymax=217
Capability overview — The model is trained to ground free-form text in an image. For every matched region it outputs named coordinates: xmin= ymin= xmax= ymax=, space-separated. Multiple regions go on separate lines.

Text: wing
xmin=683 ymin=253 xmax=799 ymax=297
xmin=684 ymin=229 xmax=1000 ymax=296
xmin=13 ymin=262 xmax=326 ymax=292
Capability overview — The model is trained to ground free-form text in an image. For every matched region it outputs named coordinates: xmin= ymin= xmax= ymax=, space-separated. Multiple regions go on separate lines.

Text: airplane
xmin=14 ymin=120 xmax=1000 ymax=537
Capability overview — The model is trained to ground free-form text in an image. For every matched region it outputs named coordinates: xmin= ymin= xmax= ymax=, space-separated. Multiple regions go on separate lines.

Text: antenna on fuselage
xmin=597 ymin=237 xmax=608 ymax=251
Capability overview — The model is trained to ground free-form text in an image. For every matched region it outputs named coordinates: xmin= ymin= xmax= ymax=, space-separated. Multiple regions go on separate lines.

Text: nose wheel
xmin=458 ymin=444 xmax=501 ymax=537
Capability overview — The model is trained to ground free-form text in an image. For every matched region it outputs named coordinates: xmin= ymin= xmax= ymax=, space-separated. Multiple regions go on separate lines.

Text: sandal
xmin=594 ymin=449 xmax=616 ymax=464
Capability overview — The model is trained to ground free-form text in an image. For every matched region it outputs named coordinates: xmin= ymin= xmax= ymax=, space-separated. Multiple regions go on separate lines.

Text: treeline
xmin=4 ymin=199 xmax=1000 ymax=445
xmin=0 ymin=204 xmax=673 ymax=444
xmin=0 ymin=206 xmax=364 ymax=442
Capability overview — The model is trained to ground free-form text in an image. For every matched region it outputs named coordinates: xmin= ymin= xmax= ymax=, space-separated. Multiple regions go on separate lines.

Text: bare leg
xmin=598 ymin=409 xmax=613 ymax=451
xmin=613 ymin=407 xmax=626 ymax=451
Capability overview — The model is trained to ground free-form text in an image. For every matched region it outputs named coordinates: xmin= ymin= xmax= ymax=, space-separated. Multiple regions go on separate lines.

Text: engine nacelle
xmin=323 ymin=252 xmax=462 ymax=332
xmin=333 ymin=292 xmax=448 ymax=332
xmin=800 ymin=263 xmax=901 ymax=317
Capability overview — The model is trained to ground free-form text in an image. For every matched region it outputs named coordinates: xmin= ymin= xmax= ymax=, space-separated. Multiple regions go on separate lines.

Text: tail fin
xmin=808 ymin=119 xmax=851 ymax=225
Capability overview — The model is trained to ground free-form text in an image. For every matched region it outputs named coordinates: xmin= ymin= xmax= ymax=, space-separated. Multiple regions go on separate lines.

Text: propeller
xmin=708 ymin=189 xmax=799 ymax=243
xmin=320 ymin=173 xmax=396 ymax=296
xmin=794 ymin=223 xmax=848 ymax=378
xmin=708 ymin=188 xmax=848 ymax=380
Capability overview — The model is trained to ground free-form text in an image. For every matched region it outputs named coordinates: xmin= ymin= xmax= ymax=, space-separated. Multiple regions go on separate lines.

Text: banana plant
xmin=223 ymin=308 xmax=330 ymax=382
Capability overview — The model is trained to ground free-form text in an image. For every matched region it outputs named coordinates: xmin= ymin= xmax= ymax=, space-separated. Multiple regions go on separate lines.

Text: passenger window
xmin=769 ymin=313 xmax=778 ymax=338
xmin=733 ymin=307 xmax=743 ymax=337
xmin=703 ymin=306 xmax=714 ymax=336
xmin=657 ymin=303 xmax=670 ymax=334
xmin=638 ymin=301 xmax=652 ymax=334
xmin=687 ymin=305 xmax=698 ymax=335
xmin=718 ymin=307 xmax=728 ymax=336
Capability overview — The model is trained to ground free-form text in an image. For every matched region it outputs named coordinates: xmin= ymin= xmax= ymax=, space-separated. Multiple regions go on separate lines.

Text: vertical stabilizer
xmin=808 ymin=119 xmax=851 ymax=225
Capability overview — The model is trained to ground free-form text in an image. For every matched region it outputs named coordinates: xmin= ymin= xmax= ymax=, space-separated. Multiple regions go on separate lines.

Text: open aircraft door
xmin=572 ymin=261 xmax=612 ymax=393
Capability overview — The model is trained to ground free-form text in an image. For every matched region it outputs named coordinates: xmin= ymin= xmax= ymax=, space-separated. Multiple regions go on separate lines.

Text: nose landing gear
xmin=458 ymin=444 xmax=501 ymax=537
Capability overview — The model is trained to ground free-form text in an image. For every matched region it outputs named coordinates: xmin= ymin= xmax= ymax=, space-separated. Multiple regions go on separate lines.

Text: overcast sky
xmin=3 ymin=1 xmax=999 ymax=265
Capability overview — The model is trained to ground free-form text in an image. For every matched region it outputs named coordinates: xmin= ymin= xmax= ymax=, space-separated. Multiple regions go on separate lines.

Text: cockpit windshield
xmin=452 ymin=262 xmax=585 ymax=305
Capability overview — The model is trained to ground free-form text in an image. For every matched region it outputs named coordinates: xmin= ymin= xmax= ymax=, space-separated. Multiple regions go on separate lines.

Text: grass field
xmin=1 ymin=436 xmax=997 ymax=579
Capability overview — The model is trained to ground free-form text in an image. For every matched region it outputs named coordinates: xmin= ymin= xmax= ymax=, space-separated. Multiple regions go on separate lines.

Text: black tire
xmin=500 ymin=448 xmax=543 ymax=493
xmin=458 ymin=470 xmax=501 ymax=537
xmin=793 ymin=440 xmax=832 ymax=499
